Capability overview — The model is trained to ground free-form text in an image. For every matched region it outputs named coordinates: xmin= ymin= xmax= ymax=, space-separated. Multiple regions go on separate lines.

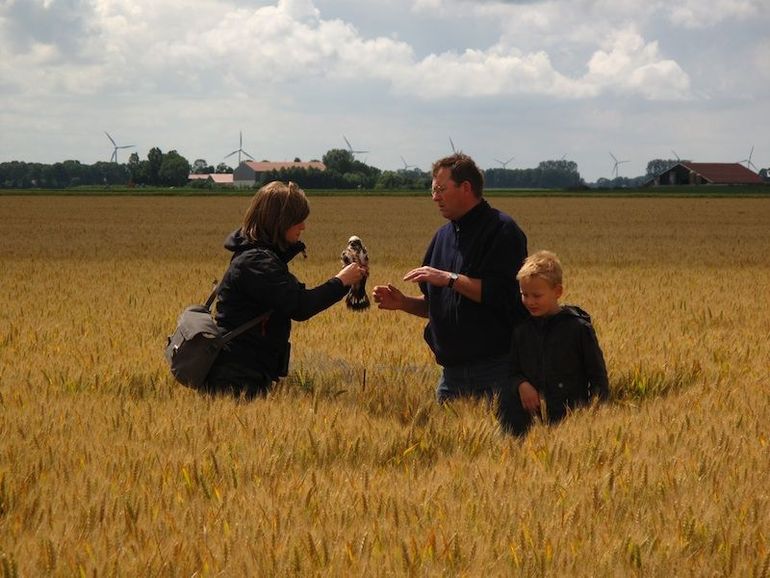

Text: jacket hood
xmin=224 ymin=229 xmax=306 ymax=262
xmin=560 ymin=305 xmax=592 ymax=323
xmin=527 ymin=305 xmax=592 ymax=327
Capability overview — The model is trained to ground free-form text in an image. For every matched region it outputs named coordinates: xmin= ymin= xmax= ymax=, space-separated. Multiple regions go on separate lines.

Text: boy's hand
xmin=518 ymin=381 xmax=541 ymax=413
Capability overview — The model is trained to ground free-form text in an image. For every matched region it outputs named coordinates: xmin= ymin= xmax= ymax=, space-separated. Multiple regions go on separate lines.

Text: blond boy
xmin=500 ymin=250 xmax=608 ymax=436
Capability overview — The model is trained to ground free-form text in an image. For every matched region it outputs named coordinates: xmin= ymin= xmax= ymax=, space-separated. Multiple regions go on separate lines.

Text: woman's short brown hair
xmin=241 ymin=181 xmax=309 ymax=250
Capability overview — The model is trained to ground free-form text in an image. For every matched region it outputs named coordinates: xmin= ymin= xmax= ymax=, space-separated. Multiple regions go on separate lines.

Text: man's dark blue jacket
xmin=420 ymin=199 xmax=528 ymax=367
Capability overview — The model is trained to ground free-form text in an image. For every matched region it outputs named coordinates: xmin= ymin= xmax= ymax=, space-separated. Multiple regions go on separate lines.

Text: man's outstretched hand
xmin=372 ymin=283 xmax=405 ymax=310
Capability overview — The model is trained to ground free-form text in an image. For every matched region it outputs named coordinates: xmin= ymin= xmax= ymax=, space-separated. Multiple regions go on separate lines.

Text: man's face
xmin=431 ymin=167 xmax=469 ymax=221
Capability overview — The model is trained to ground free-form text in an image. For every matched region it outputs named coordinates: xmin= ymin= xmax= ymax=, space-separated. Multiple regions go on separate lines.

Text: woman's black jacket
xmin=212 ymin=230 xmax=348 ymax=380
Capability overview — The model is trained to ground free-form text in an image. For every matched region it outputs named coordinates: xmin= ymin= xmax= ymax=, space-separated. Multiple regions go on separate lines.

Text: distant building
xmin=646 ymin=162 xmax=764 ymax=186
xmin=233 ymin=160 xmax=326 ymax=188
xmin=188 ymin=173 xmax=234 ymax=187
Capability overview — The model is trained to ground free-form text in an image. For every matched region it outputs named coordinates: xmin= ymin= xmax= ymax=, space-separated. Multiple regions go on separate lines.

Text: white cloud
xmin=584 ymin=28 xmax=690 ymax=100
xmin=668 ymin=0 xmax=762 ymax=28
xmin=0 ymin=0 xmax=691 ymax=102
xmin=752 ymin=40 xmax=770 ymax=87
xmin=412 ymin=0 xmax=444 ymax=11
xmin=279 ymin=0 xmax=321 ymax=21
xmin=0 ymin=0 xmax=766 ymax=178
xmin=387 ymin=46 xmax=591 ymax=99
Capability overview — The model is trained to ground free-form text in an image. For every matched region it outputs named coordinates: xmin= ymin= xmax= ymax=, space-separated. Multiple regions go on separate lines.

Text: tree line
xmin=0 ymin=147 xmax=586 ymax=190
xmin=0 ymin=147 xmax=192 ymax=189
xmin=4 ymin=150 xmax=762 ymax=190
xmin=251 ymin=150 xmax=586 ymax=190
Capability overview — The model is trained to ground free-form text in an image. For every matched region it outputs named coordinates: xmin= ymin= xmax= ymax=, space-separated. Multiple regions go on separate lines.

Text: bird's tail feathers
xmin=345 ymin=288 xmax=370 ymax=311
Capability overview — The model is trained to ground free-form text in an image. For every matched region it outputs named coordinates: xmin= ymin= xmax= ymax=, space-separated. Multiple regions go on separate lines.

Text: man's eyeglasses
xmin=431 ymin=184 xmax=447 ymax=196
xmin=431 ymin=180 xmax=464 ymax=196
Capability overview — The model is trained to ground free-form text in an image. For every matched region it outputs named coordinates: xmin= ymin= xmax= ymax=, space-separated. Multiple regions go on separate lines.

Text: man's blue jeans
xmin=435 ymin=354 xmax=513 ymax=404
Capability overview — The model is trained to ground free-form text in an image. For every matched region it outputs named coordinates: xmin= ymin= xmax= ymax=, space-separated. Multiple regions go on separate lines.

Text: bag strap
xmin=206 ymin=277 xmax=273 ymax=346
xmin=219 ymin=310 xmax=273 ymax=345
xmin=204 ymin=279 xmax=221 ymax=310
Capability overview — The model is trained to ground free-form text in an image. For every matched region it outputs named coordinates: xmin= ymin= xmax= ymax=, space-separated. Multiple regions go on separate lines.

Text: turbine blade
xmin=105 ymin=132 xmax=116 ymax=146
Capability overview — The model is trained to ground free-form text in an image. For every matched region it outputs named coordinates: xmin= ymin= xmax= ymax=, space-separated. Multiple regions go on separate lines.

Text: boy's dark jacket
xmin=511 ymin=305 xmax=609 ymax=407
xmin=213 ymin=230 xmax=347 ymax=379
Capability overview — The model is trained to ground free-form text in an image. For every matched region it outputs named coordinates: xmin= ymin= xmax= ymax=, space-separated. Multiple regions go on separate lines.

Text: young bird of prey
xmin=341 ymin=235 xmax=370 ymax=310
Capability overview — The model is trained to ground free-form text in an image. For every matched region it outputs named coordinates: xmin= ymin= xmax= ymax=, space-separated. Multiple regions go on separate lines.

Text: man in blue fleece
xmin=373 ymin=153 xmax=528 ymax=403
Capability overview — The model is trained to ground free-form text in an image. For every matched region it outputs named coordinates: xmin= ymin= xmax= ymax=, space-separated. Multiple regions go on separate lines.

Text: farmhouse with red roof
xmin=233 ymin=160 xmax=326 ymax=188
xmin=646 ymin=162 xmax=764 ymax=186
xmin=187 ymin=173 xmax=234 ymax=186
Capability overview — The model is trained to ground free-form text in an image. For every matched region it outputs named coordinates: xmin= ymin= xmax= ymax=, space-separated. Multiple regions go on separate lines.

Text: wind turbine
xmin=740 ymin=145 xmax=758 ymax=171
xmin=449 ymin=136 xmax=457 ymax=154
xmin=104 ymin=132 xmax=135 ymax=163
xmin=400 ymin=156 xmax=418 ymax=171
xmin=224 ymin=131 xmax=255 ymax=165
xmin=671 ymin=149 xmax=681 ymax=161
xmin=343 ymin=136 xmax=368 ymax=157
xmin=609 ymin=152 xmax=630 ymax=178
xmin=494 ymin=155 xmax=515 ymax=169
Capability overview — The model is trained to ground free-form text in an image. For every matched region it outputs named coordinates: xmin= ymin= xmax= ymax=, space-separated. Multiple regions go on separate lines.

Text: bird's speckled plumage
xmin=341 ymin=235 xmax=370 ymax=311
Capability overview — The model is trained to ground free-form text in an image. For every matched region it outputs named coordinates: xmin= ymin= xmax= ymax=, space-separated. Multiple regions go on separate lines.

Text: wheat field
xmin=0 ymin=195 xmax=769 ymax=577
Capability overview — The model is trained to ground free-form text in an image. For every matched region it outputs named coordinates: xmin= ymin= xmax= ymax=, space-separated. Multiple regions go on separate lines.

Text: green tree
xmin=159 ymin=150 xmax=191 ymax=187
xmin=375 ymin=170 xmax=405 ymax=190
xmin=192 ymin=159 xmax=212 ymax=174
xmin=127 ymin=152 xmax=147 ymax=185
xmin=646 ymin=159 xmax=684 ymax=177
xmin=147 ymin=147 xmax=163 ymax=184
xmin=322 ymin=149 xmax=355 ymax=175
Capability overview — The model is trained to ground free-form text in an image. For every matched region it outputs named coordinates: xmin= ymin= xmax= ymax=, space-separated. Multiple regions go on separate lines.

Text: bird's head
xmin=348 ymin=235 xmax=361 ymax=244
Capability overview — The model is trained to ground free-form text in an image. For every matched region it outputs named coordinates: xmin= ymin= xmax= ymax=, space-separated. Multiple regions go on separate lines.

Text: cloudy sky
xmin=1 ymin=0 xmax=768 ymax=181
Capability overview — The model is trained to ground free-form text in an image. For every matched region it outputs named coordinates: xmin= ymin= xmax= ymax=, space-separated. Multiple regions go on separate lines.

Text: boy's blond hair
xmin=517 ymin=250 xmax=563 ymax=287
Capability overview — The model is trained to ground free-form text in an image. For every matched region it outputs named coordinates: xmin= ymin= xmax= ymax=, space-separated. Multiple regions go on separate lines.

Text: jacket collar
xmin=452 ymin=198 xmax=489 ymax=229
xmin=527 ymin=305 xmax=591 ymax=326
xmin=257 ymin=239 xmax=306 ymax=263
xmin=226 ymin=229 xmax=306 ymax=263
xmin=281 ymin=241 xmax=307 ymax=263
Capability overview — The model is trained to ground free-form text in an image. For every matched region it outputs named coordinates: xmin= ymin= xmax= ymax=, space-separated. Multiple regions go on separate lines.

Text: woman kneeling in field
xmin=205 ymin=181 xmax=366 ymax=398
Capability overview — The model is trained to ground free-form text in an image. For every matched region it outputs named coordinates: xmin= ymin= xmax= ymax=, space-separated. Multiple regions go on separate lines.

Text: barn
xmin=187 ymin=173 xmax=234 ymax=187
xmin=233 ymin=160 xmax=326 ymax=188
xmin=647 ymin=162 xmax=764 ymax=186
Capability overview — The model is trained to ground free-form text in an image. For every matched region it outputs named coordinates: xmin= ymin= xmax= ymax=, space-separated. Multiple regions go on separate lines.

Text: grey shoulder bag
xmin=164 ymin=281 xmax=271 ymax=389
